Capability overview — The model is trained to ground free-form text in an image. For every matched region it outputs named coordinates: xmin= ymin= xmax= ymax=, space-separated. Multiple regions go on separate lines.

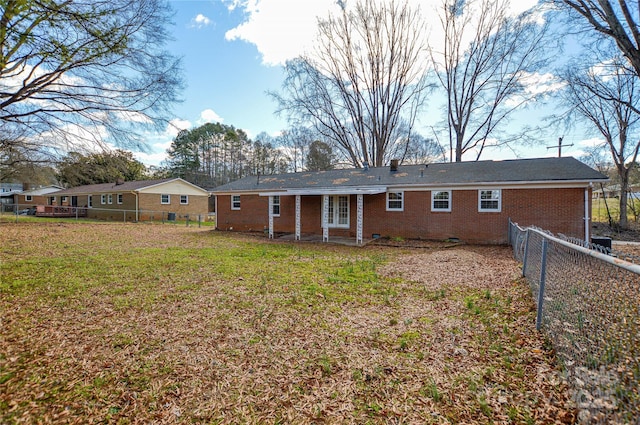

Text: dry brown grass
xmin=0 ymin=222 xmax=575 ymax=424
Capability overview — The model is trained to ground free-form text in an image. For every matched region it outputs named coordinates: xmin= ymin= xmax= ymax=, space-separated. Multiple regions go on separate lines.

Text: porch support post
xmin=356 ymin=194 xmax=363 ymax=245
xmin=322 ymin=194 xmax=329 ymax=242
xmin=268 ymin=196 xmax=274 ymax=239
xmin=295 ymin=195 xmax=301 ymax=241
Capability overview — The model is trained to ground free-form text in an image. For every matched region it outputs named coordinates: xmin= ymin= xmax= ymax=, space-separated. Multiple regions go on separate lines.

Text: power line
xmin=547 ymin=136 xmax=574 ymax=157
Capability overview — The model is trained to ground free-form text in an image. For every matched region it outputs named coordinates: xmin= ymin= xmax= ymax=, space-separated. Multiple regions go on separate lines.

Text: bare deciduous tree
xmin=432 ymin=0 xmax=550 ymax=162
xmin=0 ymin=0 xmax=182 ymax=155
xmin=561 ymin=57 xmax=640 ymax=228
xmin=560 ymin=0 xmax=640 ymax=79
xmin=273 ymin=0 xmax=431 ymax=168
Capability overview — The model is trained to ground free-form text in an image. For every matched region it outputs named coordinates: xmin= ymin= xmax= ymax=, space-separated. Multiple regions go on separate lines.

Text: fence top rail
xmin=512 ymin=221 xmax=640 ymax=275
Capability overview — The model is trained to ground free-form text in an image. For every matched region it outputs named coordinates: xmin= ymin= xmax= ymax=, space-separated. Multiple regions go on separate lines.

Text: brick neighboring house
xmin=212 ymin=157 xmax=608 ymax=245
xmin=46 ymin=178 xmax=209 ymax=221
xmin=13 ymin=185 xmax=64 ymax=207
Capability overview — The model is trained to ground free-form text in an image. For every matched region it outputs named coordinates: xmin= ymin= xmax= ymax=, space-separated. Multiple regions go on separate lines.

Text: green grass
xmin=0 ymin=223 xmax=572 ymax=424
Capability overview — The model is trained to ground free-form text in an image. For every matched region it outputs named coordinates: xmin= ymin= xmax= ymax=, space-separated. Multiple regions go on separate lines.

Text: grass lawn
xmin=0 ymin=222 xmax=573 ymax=424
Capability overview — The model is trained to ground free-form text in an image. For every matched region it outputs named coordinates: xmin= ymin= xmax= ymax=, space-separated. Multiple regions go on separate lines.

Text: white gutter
xmin=585 ymin=186 xmax=590 ymax=242
xmin=131 ymin=191 xmax=139 ymax=222
xmin=258 ymin=186 xmax=388 ymax=196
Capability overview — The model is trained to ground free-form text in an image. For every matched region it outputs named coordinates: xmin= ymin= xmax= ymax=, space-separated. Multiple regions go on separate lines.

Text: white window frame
xmin=161 ymin=194 xmax=170 ymax=205
xmin=386 ymin=191 xmax=404 ymax=211
xmin=231 ymin=195 xmax=241 ymax=210
xmin=101 ymin=194 xmax=106 ymax=205
xmin=180 ymin=195 xmax=188 ymax=205
xmin=107 ymin=194 xmax=113 ymax=205
xmin=324 ymin=195 xmax=350 ymax=229
xmin=431 ymin=190 xmax=452 ymax=212
xmin=117 ymin=193 xmax=123 ymax=204
xmin=25 ymin=195 xmax=33 ymax=202
xmin=478 ymin=189 xmax=501 ymax=212
xmin=271 ymin=195 xmax=280 ymax=216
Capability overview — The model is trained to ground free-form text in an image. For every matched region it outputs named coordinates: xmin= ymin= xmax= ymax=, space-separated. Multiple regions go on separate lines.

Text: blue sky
xmin=132 ymin=0 xmax=595 ymax=167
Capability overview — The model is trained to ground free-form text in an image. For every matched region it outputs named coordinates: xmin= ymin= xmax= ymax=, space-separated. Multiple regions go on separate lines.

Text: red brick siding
xmin=216 ymin=187 xmax=590 ymax=244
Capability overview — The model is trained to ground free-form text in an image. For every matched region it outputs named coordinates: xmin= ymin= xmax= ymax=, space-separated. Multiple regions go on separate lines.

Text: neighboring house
xmin=212 ymin=157 xmax=608 ymax=245
xmin=45 ymin=178 xmax=210 ymax=221
xmin=0 ymin=183 xmax=23 ymax=211
xmin=592 ymin=183 xmax=640 ymax=200
xmin=13 ymin=185 xmax=64 ymax=207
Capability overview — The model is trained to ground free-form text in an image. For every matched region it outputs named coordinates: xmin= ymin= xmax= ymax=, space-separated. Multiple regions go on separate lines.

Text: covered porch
xmin=259 ymin=186 xmax=387 ymax=246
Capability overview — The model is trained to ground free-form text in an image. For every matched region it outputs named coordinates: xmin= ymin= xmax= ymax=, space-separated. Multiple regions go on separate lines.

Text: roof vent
xmin=390 ymin=159 xmax=399 ymax=172
xmin=115 ymin=178 xmax=124 ymax=185
xmin=363 ymin=161 xmax=369 ymax=171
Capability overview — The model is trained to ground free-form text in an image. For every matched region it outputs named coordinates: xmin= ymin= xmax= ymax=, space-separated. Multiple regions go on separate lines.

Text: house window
xmin=231 ymin=195 xmax=241 ymax=210
xmin=62 ymin=196 xmax=68 ymax=203
xmin=117 ymin=194 xmax=123 ymax=204
xmin=387 ymin=192 xmax=404 ymax=211
xmin=431 ymin=190 xmax=451 ymax=212
xmin=479 ymin=189 xmax=501 ymax=212
xmin=107 ymin=194 xmax=113 ymax=205
xmin=25 ymin=195 xmax=33 ymax=202
xmin=101 ymin=194 xmax=106 ymax=204
xmin=88 ymin=195 xmax=93 ymax=208
xmin=161 ymin=194 xmax=170 ymax=204
xmin=48 ymin=197 xmax=55 ymax=205
xmin=324 ymin=195 xmax=349 ymax=228
xmin=271 ymin=195 xmax=280 ymax=216
xmin=180 ymin=195 xmax=188 ymax=205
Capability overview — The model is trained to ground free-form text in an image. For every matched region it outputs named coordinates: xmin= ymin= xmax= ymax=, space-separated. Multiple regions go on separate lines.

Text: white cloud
xmin=199 ymin=108 xmax=224 ymax=124
xmin=225 ymin=0 xmax=542 ymax=67
xmin=165 ymin=118 xmax=192 ymax=138
xmin=190 ymin=13 xmax=212 ymax=28
xmin=224 ymin=0 xmax=339 ymax=65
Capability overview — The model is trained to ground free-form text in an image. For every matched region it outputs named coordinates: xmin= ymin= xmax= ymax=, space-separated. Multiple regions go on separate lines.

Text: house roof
xmin=18 ymin=185 xmax=64 ymax=196
xmin=52 ymin=178 xmax=207 ymax=195
xmin=212 ymin=157 xmax=608 ymax=195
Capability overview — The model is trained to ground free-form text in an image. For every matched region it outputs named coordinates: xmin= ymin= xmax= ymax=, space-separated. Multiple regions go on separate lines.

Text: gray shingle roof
xmin=52 ymin=178 xmax=177 ymax=195
xmin=212 ymin=157 xmax=607 ymax=193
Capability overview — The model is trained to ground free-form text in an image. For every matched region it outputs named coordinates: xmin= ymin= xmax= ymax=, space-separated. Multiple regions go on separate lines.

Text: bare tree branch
xmin=272 ymin=0 xmax=432 ymax=168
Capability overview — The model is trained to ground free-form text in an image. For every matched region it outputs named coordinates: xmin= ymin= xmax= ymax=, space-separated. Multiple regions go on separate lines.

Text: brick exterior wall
xmin=216 ymin=187 xmax=591 ymax=244
xmin=43 ymin=192 xmax=209 ymax=221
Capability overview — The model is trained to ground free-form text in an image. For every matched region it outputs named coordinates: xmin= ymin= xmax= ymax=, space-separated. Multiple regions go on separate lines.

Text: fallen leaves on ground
xmin=1 ymin=223 xmax=575 ymax=424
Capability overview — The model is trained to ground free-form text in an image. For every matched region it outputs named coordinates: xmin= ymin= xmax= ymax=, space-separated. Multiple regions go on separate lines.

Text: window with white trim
xmin=25 ymin=195 xmax=32 ymax=202
xmin=431 ymin=190 xmax=451 ymax=212
xmin=117 ymin=194 xmax=123 ymax=204
xmin=231 ymin=195 xmax=241 ymax=210
xmin=180 ymin=195 xmax=188 ymax=205
xmin=271 ymin=195 xmax=280 ymax=216
xmin=386 ymin=192 xmax=404 ymax=211
xmin=479 ymin=189 xmax=501 ymax=212
xmin=324 ymin=195 xmax=349 ymax=228
xmin=107 ymin=194 xmax=113 ymax=205
xmin=101 ymin=194 xmax=106 ymax=204
xmin=62 ymin=196 xmax=68 ymax=203
xmin=161 ymin=194 xmax=170 ymax=204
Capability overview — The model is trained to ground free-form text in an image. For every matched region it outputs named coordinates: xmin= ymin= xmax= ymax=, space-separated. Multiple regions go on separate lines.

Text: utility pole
xmin=547 ymin=136 xmax=573 ymax=157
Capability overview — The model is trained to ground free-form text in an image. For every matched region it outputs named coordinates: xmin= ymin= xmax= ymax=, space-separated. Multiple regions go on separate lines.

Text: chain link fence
xmin=0 ymin=202 xmax=211 ymax=227
xmin=509 ymin=220 xmax=640 ymax=424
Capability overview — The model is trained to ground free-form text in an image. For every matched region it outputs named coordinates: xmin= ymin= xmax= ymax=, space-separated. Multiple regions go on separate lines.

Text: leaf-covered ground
xmin=0 ymin=222 xmax=575 ymax=424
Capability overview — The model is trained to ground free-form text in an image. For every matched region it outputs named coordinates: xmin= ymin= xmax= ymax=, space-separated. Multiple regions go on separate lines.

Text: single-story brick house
xmin=211 ymin=157 xmax=608 ymax=245
xmin=45 ymin=178 xmax=209 ymax=221
xmin=13 ymin=185 xmax=64 ymax=207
